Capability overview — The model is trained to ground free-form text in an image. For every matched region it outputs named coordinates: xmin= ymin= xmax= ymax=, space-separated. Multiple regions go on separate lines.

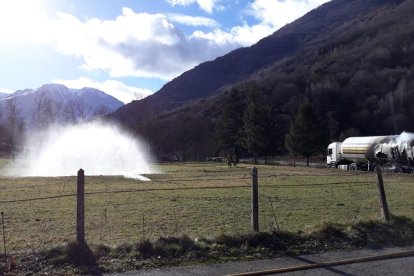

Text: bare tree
xmin=5 ymin=97 xmax=24 ymax=154
xmin=42 ymin=97 xmax=63 ymax=126
xmin=32 ymin=92 xmax=65 ymax=128
xmin=93 ymin=105 xmax=112 ymax=118
xmin=64 ymin=100 xmax=77 ymax=123
xmin=74 ymin=97 xmax=92 ymax=121
xmin=32 ymin=92 xmax=47 ymax=128
xmin=5 ymin=97 xmax=22 ymax=125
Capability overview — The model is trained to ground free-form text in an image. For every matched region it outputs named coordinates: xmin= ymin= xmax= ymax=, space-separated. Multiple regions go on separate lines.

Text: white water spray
xmin=6 ymin=121 xmax=157 ymax=180
xmin=395 ymin=131 xmax=414 ymax=145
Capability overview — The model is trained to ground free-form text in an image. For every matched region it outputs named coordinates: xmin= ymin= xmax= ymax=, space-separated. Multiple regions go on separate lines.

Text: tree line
xmin=128 ymin=84 xmax=329 ymax=165
xmin=0 ymin=93 xmax=113 ymax=155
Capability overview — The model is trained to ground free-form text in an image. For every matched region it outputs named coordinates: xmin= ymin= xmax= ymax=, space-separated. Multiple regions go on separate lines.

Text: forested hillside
xmin=112 ymin=0 xmax=414 ymax=161
xmin=249 ymin=0 xmax=414 ymax=138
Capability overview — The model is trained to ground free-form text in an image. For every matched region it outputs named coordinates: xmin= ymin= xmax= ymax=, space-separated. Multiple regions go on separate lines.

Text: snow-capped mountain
xmin=0 ymin=84 xmax=124 ymax=125
xmin=0 ymin=92 xmax=8 ymax=100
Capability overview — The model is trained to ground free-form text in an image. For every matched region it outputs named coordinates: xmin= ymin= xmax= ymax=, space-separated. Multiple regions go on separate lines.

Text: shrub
xmin=137 ymin=239 xmax=154 ymax=258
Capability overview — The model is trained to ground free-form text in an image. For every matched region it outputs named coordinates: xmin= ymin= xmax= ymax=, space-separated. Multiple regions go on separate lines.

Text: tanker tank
xmin=340 ymin=136 xmax=396 ymax=163
xmin=327 ymin=132 xmax=414 ymax=172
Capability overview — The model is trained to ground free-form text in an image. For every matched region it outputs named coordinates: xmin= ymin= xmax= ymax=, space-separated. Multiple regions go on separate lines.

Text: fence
xmin=240 ymin=155 xmax=326 ymax=167
xmin=0 ymin=163 xmax=413 ymax=253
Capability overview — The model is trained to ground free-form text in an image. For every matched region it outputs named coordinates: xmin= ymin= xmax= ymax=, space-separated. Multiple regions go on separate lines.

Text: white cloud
xmin=165 ymin=0 xmax=220 ymax=13
xmin=53 ymin=78 xmax=153 ymax=104
xmin=198 ymin=0 xmax=331 ymax=47
xmin=0 ymin=0 xmax=49 ymax=42
xmin=47 ymin=9 xmax=186 ymax=79
xmin=168 ymin=13 xmax=219 ymax=27
xmin=187 ymin=0 xmax=332 ymax=52
xmin=190 ymin=23 xmax=275 ymax=47
xmin=1 ymin=0 xmax=330 ymax=90
xmin=246 ymin=0 xmax=330 ymax=28
xmin=43 ymin=8 xmax=245 ymax=81
xmin=0 ymin=88 xmax=14 ymax=94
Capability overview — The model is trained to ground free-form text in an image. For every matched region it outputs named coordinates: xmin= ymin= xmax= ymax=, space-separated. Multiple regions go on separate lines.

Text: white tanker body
xmin=327 ymin=134 xmax=414 ymax=173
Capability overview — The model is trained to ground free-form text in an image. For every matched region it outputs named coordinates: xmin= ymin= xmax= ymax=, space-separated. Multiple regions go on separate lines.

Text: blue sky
xmin=0 ymin=0 xmax=330 ymax=103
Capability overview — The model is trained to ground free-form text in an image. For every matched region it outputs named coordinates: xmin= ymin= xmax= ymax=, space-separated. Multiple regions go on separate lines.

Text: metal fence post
xmin=251 ymin=167 xmax=259 ymax=232
xmin=77 ymin=169 xmax=85 ymax=243
xmin=375 ymin=166 xmax=390 ymax=222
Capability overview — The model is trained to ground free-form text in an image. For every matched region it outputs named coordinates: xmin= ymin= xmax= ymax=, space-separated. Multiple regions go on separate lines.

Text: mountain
xmin=0 ymin=93 xmax=7 ymax=100
xmin=112 ymin=0 xmax=406 ymax=122
xmin=0 ymin=84 xmax=124 ymax=126
xmin=112 ymin=0 xmax=414 ymax=160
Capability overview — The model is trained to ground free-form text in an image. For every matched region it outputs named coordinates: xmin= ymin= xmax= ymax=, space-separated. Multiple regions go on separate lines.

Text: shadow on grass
xmin=66 ymin=240 xmax=102 ymax=275
xmin=349 ymin=214 xmax=414 ymax=249
xmin=31 ymin=215 xmax=414 ymax=274
xmin=44 ymin=240 xmax=103 ymax=275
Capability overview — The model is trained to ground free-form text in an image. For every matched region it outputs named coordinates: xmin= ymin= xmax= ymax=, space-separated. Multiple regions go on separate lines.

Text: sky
xmin=0 ymin=0 xmax=330 ymax=104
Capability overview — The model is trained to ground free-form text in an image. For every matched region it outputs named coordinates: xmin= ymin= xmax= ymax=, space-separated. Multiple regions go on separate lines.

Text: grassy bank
xmin=1 ymin=215 xmax=414 ymax=275
xmin=0 ymin=161 xmax=413 ymax=252
xmin=0 ymin=160 xmax=413 ymax=273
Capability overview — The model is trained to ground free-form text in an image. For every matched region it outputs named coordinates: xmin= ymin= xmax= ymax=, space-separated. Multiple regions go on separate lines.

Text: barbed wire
xmin=1 ymin=164 xmax=411 ymax=254
xmin=0 ymin=173 xmax=409 ymax=205
xmin=0 ymin=184 xmax=252 ymax=204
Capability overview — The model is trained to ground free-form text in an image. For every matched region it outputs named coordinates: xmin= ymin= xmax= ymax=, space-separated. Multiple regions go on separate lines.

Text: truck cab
xmin=327 ymin=142 xmax=342 ymax=167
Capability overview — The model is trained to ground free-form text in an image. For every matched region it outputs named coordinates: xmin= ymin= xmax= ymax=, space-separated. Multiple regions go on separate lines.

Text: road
xmin=107 ymin=245 xmax=414 ymax=275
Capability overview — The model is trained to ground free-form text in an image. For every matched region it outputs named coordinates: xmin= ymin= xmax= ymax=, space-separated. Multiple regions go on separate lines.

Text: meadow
xmin=0 ymin=158 xmax=413 ymax=252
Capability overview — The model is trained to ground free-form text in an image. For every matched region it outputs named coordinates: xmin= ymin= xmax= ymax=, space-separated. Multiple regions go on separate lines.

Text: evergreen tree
xmin=241 ymin=89 xmax=272 ymax=164
xmin=215 ymin=89 xmax=244 ymax=155
xmin=285 ymin=102 xmax=328 ymax=166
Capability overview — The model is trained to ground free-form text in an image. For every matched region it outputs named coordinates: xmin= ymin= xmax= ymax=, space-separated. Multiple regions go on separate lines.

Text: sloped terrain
xmin=111 ymin=0 xmax=414 ymax=159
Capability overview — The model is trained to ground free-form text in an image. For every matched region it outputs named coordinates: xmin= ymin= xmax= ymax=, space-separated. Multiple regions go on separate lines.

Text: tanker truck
xmin=327 ymin=134 xmax=414 ymax=173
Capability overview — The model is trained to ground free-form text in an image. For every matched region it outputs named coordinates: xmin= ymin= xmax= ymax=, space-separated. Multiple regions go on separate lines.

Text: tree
xmin=214 ymin=89 xmax=244 ymax=155
xmin=74 ymin=97 xmax=92 ymax=120
xmin=64 ymin=100 xmax=77 ymax=123
xmin=241 ymin=89 xmax=272 ymax=164
xmin=5 ymin=97 xmax=24 ymax=154
xmin=32 ymin=93 xmax=63 ymax=128
xmin=285 ymin=102 xmax=328 ymax=166
xmin=93 ymin=105 xmax=112 ymax=118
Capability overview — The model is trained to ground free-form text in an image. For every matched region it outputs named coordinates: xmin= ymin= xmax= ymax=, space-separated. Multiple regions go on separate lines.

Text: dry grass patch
xmin=0 ymin=161 xmax=413 ymax=253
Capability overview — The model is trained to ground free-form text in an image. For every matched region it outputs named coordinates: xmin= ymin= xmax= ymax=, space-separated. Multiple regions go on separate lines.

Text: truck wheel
xmin=349 ymin=163 xmax=357 ymax=171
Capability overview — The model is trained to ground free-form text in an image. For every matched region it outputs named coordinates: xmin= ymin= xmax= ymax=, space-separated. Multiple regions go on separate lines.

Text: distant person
xmin=227 ymin=155 xmax=233 ymax=167
xmin=233 ymin=154 xmax=237 ymax=167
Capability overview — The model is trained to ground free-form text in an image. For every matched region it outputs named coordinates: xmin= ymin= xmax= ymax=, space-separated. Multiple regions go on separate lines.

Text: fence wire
xmin=0 ymin=165 xmax=413 ymax=252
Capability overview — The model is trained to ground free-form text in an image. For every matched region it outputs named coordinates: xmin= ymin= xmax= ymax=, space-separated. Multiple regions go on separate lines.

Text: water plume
xmin=395 ymin=131 xmax=414 ymax=145
xmin=6 ymin=121 xmax=157 ymax=180
xmin=394 ymin=131 xmax=414 ymax=159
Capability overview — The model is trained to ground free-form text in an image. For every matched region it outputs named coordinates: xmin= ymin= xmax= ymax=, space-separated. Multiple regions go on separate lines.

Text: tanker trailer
xmin=327 ymin=135 xmax=414 ymax=172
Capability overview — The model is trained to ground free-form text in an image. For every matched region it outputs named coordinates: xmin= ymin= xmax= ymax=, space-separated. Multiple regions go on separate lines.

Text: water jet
xmin=6 ymin=121 xmax=156 ymax=180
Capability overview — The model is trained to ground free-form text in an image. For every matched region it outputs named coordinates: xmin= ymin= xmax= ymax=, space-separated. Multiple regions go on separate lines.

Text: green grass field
xmin=0 ymin=159 xmax=413 ymax=252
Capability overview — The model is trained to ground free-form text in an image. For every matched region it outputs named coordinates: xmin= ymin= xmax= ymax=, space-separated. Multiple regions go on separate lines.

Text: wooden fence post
xmin=251 ymin=167 xmax=259 ymax=232
xmin=77 ymin=169 xmax=85 ymax=243
xmin=375 ymin=166 xmax=390 ymax=222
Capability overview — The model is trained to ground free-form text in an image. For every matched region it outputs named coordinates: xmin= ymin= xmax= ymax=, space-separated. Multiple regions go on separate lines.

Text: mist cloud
xmin=6 ymin=121 xmax=157 ymax=179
